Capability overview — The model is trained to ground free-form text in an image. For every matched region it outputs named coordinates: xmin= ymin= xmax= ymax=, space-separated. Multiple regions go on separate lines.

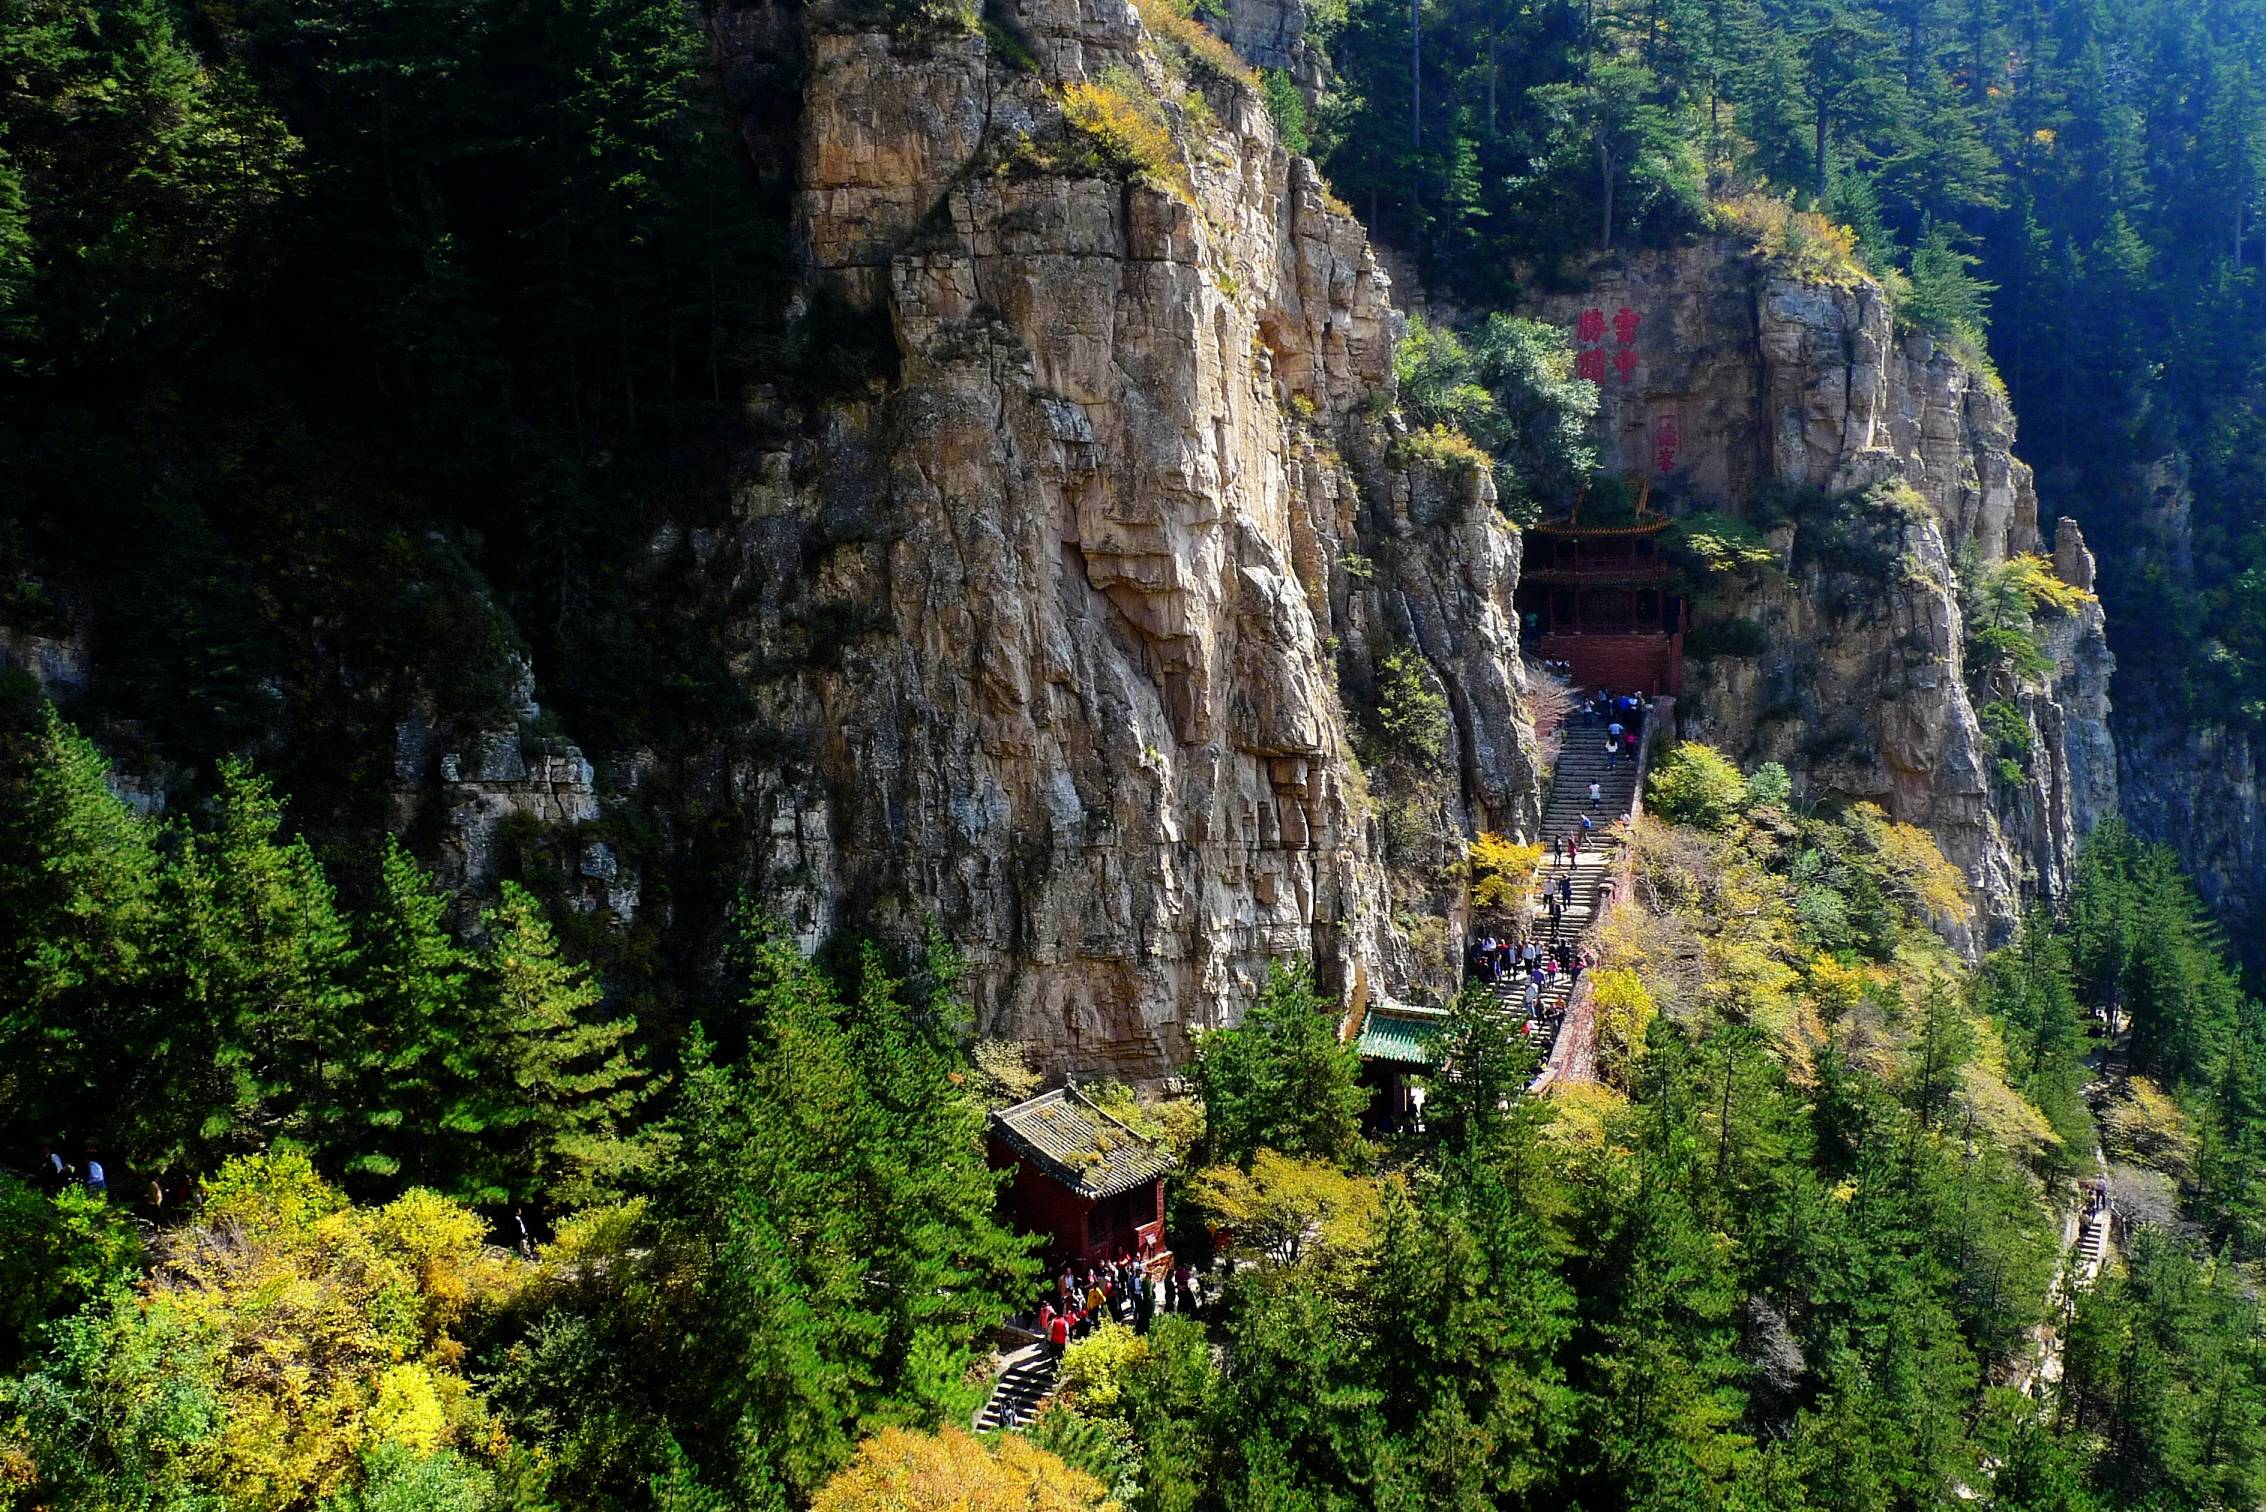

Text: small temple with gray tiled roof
xmin=988 ymin=1087 xmax=1175 ymax=1269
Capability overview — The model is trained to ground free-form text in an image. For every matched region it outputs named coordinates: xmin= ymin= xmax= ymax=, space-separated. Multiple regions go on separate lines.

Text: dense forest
xmin=1306 ymin=0 xmax=2266 ymax=723
xmin=11 ymin=700 xmax=2266 ymax=1507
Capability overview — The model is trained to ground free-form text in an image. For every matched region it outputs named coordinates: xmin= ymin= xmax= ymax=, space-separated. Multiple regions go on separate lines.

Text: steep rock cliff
xmin=670 ymin=0 xmax=1538 ymax=1072
xmin=1522 ymin=244 xmax=2116 ymax=943
xmin=2111 ymin=458 xmax=2266 ymax=959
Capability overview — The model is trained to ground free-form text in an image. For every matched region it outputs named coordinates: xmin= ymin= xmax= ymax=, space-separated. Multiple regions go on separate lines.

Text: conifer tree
xmin=331 ymin=838 xmax=486 ymax=1198
xmin=162 ymin=758 xmax=360 ymax=1160
xmin=477 ymin=881 xmax=648 ymax=1206
xmin=663 ymin=919 xmax=1038 ymax=1501
xmin=1192 ymin=958 xmax=1366 ymax=1167
xmin=0 ymin=708 xmax=165 ymax=1149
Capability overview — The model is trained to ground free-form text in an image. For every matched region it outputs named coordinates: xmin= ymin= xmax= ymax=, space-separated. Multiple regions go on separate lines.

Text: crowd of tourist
xmin=1036 ymin=1248 xmax=1202 ymax=1357
xmin=1458 ymin=685 xmax=1654 ymax=1023
xmin=1590 ymin=687 xmax=1651 ymax=767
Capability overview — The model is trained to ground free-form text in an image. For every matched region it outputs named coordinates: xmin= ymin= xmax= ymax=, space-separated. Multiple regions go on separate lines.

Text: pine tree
xmin=0 ymin=708 xmax=165 ymax=1151
xmin=665 ymin=919 xmax=1039 ymax=1501
xmin=164 ymin=758 xmax=360 ymax=1161
xmin=1192 ymin=958 xmax=1366 ymax=1167
xmin=331 ymin=838 xmax=485 ymax=1198
xmin=477 ymin=881 xmax=648 ymax=1206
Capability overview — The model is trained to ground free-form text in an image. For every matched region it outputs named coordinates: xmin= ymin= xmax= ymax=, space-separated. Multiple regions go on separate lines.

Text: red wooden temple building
xmin=988 ymin=1087 xmax=1175 ymax=1269
xmin=1514 ymin=516 xmax=1687 ymax=694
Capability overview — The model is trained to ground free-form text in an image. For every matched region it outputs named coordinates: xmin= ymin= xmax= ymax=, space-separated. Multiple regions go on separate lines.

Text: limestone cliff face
xmin=686 ymin=0 xmax=1537 ymax=1072
xmin=1523 ymin=244 xmax=2116 ymax=943
xmin=2112 ymin=459 xmax=2266 ymax=957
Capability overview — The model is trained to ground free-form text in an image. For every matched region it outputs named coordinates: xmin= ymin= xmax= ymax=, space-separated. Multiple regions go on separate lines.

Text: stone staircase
xmin=974 ymin=1340 xmax=1058 ymax=1431
xmin=2076 ymin=1204 xmax=2112 ymax=1286
xmin=1477 ymin=712 xmax=1643 ymax=1049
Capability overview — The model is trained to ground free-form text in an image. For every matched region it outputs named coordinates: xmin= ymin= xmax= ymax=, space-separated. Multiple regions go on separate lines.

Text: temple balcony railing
xmin=1522 ymin=563 xmax=1670 ymax=586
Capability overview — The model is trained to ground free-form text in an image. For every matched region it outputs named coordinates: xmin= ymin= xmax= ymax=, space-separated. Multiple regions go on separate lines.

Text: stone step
xmin=974 ymin=1343 xmax=1060 ymax=1431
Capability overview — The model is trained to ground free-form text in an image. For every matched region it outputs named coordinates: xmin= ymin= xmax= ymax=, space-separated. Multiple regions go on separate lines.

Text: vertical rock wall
xmin=702 ymin=0 xmax=1538 ymax=1073
xmin=2112 ymin=459 xmax=2266 ymax=961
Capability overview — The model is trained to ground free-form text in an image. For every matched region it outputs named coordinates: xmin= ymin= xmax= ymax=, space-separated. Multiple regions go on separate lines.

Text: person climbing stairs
xmin=973 ymin=1340 xmax=1060 ymax=1431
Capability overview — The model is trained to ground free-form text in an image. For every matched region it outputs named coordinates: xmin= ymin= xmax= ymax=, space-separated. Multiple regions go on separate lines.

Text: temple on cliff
xmin=1514 ymin=516 xmax=1687 ymax=694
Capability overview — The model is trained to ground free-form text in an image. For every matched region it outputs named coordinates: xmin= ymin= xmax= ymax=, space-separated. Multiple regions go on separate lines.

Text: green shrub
xmin=1980 ymin=699 xmax=2033 ymax=786
xmin=1393 ymin=423 xmax=1491 ymax=472
xmin=1667 ymin=512 xmax=1776 ymax=578
xmin=1745 ymin=761 xmax=1793 ymax=811
xmin=1260 ymin=68 xmax=1310 ymax=154
xmin=1972 ymin=625 xmax=2054 ymax=682
xmin=1645 ymin=742 xmax=1747 ymax=830
xmin=0 ymin=1177 xmax=143 ymax=1372
xmin=1374 ymin=647 xmax=1449 ymax=768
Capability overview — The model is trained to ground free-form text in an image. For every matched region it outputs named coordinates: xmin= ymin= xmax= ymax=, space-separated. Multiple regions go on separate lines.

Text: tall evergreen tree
xmin=1192 ymin=958 xmax=1366 ymax=1167
xmin=0 ymin=708 xmax=164 ymax=1150
xmin=331 ymin=837 xmax=486 ymax=1198
xmin=477 ymin=880 xmax=648 ymax=1206
xmin=163 ymin=757 xmax=360 ymax=1161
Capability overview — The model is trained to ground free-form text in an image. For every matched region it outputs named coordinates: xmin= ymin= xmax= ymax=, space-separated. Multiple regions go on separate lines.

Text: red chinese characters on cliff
xmin=1653 ymin=415 xmax=1681 ymax=473
xmin=1573 ymin=305 xmax=1642 ymax=386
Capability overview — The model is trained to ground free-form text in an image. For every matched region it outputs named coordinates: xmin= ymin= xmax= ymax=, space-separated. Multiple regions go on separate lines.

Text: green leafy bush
xmin=1373 ymin=646 xmax=1449 ymax=768
xmin=1260 ymin=69 xmax=1311 ymax=154
xmin=1645 ymin=742 xmax=1746 ymax=830
xmin=1668 ymin=512 xmax=1777 ymax=578
xmin=1980 ymin=699 xmax=2033 ymax=786
xmin=1744 ymin=761 xmax=1793 ymax=811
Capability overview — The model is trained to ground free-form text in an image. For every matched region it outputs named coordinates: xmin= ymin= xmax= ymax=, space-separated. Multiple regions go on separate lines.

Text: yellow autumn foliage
xmin=1058 ymin=1321 xmax=1148 ymax=1412
xmin=812 ymin=1425 xmax=1116 ymax=1512
xmin=2102 ymin=1074 xmax=2198 ymax=1183
xmin=1187 ymin=1150 xmax=1387 ymax=1266
xmin=1060 ymin=73 xmax=1190 ymax=203
xmin=1130 ymin=0 xmax=1258 ymax=89
xmin=54 ymin=1150 xmax=527 ymax=1510
xmin=1959 ymin=1017 xmax=2061 ymax=1166
xmin=1469 ymin=831 xmax=1545 ymax=909
xmin=1591 ymin=968 xmax=1657 ymax=1093
xmin=1999 ymin=550 xmax=2098 ymax=615
xmin=1845 ymin=803 xmax=1975 ymax=925
xmin=1712 ymin=192 xmax=1868 ymax=288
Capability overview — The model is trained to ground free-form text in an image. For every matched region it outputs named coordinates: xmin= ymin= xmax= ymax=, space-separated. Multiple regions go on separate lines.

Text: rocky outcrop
xmin=1213 ymin=0 xmax=1326 ymax=90
xmin=688 ymin=0 xmax=1537 ymax=1072
xmin=1522 ymin=244 xmax=2115 ymax=944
